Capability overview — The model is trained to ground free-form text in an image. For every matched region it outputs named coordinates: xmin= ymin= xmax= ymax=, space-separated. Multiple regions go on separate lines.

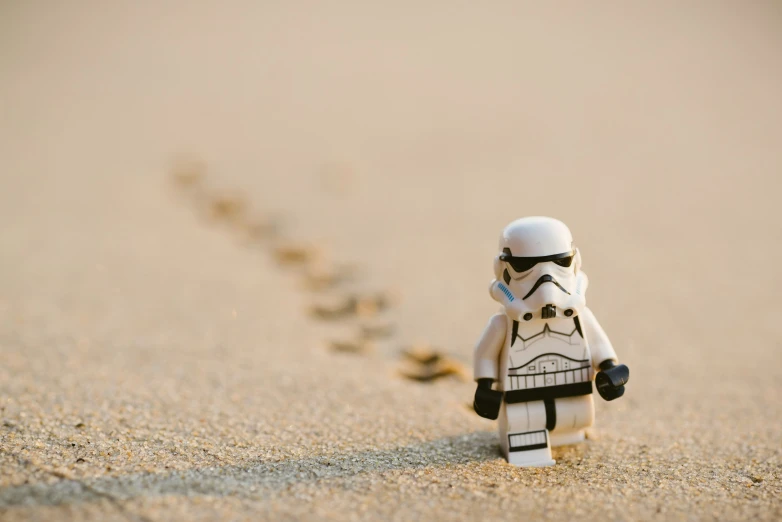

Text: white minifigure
xmin=473 ymin=217 xmax=629 ymax=467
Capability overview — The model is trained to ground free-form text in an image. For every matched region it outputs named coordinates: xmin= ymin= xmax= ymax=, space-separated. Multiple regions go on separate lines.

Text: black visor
xmin=500 ymin=248 xmax=574 ymax=273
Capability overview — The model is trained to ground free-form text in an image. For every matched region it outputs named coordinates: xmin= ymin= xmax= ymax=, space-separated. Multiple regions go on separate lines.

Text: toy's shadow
xmin=0 ymin=432 xmax=499 ymax=508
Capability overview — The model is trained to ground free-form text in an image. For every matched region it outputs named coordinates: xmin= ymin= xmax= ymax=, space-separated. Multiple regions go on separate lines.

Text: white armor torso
xmin=499 ymin=316 xmax=593 ymax=393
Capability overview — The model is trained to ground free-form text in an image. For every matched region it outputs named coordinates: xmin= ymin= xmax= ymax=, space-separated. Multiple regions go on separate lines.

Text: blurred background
xmin=1 ymin=1 xmax=781 ymax=520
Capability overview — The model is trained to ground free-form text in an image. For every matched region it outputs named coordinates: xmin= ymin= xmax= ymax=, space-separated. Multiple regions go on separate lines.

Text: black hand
xmin=595 ymin=360 xmax=629 ymax=402
xmin=473 ymin=378 xmax=502 ymax=420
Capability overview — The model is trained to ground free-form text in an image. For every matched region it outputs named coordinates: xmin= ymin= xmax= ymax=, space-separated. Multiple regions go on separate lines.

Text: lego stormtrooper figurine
xmin=473 ymin=217 xmax=629 ymax=467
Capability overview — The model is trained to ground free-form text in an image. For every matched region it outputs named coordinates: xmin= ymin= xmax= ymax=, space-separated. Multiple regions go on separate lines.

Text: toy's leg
xmin=499 ymin=400 xmax=555 ymax=467
xmin=549 ymin=394 xmax=595 ymax=447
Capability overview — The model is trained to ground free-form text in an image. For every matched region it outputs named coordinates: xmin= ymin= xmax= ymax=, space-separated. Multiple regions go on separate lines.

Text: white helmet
xmin=501 ymin=216 xmax=574 ymax=258
xmin=490 ymin=217 xmax=587 ymax=321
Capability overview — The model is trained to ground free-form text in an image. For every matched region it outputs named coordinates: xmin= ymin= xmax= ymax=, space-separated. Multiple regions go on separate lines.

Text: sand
xmin=1 ymin=1 xmax=780 ymax=520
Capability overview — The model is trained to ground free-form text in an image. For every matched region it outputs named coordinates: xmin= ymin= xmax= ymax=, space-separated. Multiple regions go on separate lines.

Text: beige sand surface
xmin=1 ymin=1 xmax=781 ymax=520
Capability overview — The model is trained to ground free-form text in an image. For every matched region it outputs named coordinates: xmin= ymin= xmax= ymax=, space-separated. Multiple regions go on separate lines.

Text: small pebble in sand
xmin=208 ymin=194 xmax=246 ymax=224
xmin=301 ymin=265 xmax=355 ymax=291
xmin=328 ymin=339 xmax=372 ymax=354
xmin=171 ymin=159 xmax=206 ymax=188
xmin=273 ymin=244 xmax=320 ymax=266
xmin=309 ymin=295 xmax=358 ymax=320
xmin=357 ymin=291 xmax=397 ymax=317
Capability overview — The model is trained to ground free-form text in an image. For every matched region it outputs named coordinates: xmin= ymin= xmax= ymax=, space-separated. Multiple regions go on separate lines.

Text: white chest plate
xmin=502 ymin=318 xmax=593 ymax=392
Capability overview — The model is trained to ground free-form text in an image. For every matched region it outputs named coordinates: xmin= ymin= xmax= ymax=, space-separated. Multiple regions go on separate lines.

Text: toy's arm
xmin=472 ymin=313 xmax=506 ymax=419
xmin=473 ymin=313 xmax=506 ymax=381
xmin=580 ymin=307 xmax=629 ymax=402
xmin=579 ymin=307 xmax=617 ymax=369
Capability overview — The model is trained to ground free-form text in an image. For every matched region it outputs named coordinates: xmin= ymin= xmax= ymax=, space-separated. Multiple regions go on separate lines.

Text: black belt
xmin=504 ymin=382 xmax=593 ymax=404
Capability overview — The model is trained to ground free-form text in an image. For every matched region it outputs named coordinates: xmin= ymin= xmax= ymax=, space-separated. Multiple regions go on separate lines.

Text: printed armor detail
xmin=504 ymin=320 xmax=593 ymax=403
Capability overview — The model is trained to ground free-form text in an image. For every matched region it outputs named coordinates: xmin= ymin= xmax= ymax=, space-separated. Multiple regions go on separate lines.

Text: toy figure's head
xmin=492 ymin=217 xmax=587 ymax=320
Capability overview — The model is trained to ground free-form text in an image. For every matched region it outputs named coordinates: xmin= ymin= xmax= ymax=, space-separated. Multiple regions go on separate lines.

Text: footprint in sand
xmin=399 ymin=344 xmax=470 ymax=383
xmin=309 ymin=292 xmax=392 ymax=321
